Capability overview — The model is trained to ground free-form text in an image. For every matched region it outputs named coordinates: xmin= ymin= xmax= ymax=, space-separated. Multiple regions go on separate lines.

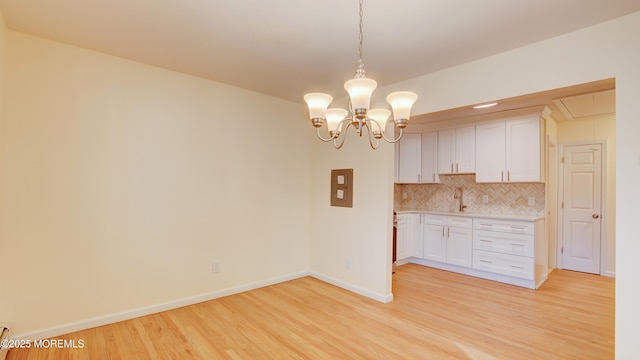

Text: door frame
xmin=546 ymin=135 xmax=558 ymax=270
xmin=556 ymin=140 xmax=607 ymax=275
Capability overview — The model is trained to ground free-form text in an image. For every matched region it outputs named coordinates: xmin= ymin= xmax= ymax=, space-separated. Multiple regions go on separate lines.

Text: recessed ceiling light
xmin=473 ymin=102 xmax=498 ymax=109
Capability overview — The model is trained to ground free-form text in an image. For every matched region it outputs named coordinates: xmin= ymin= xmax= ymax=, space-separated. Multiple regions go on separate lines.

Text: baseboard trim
xmin=309 ymin=271 xmax=394 ymax=304
xmin=12 ymin=270 xmax=311 ymax=341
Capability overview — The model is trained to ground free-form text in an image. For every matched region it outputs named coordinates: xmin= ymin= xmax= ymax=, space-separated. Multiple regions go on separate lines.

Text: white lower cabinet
xmin=473 ymin=250 xmax=535 ymax=280
xmin=422 ymin=215 xmax=472 ymax=268
xmin=397 ymin=213 xmax=421 ymax=261
xmin=395 ymin=214 xmax=410 ymax=261
xmin=403 ymin=212 xmax=547 ymax=289
xmin=472 ymin=217 xmax=547 ymax=288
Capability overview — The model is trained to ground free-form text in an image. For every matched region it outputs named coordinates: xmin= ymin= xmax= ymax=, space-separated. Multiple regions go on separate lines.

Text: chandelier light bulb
xmin=304 ymin=93 xmax=333 ymax=126
xmin=325 ymin=108 xmax=349 ymax=135
xmin=387 ymin=91 xmax=418 ymax=128
xmin=344 ymin=77 xmax=378 ymax=117
xmin=367 ymin=108 xmax=391 ymax=136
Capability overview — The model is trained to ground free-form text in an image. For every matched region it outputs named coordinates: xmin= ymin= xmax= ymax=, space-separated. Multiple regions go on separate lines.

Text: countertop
xmin=395 ymin=210 xmax=545 ymax=222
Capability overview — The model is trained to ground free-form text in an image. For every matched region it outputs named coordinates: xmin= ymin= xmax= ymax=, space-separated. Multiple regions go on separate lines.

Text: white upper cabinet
xmin=506 ymin=118 xmax=542 ymax=182
xmin=396 ymin=132 xmax=441 ymax=184
xmin=421 ymin=132 xmax=440 ymax=184
xmin=475 ymin=121 xmax=507 ymax=182
xmin=476 ymin=116 xmax=543 ymax=183
xmin=438 ymin=126 xmax=475 ymax=174
xmin=397 ymin=133 xmax=422 ymax=183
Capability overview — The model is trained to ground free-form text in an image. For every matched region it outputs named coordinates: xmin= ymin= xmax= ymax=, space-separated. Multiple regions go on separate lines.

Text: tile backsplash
xmin=394 ymin=175 xmax=545 ymax=217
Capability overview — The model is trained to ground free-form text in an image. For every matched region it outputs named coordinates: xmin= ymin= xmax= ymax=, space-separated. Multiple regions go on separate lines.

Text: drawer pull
xmin=480 ymin=240 xmax=493 ymax=243
xmin=480 ymin=223 xmax=493 ymax=227
xmin=479 ymin=259 xmax=493 ymax=264
xmin=510 ymin=265 xmax=525 ymax=270
xmin=510 ymin=226 xmax=526 ymax=231
xmin=510 ymin=243 xmax=525 ymax=247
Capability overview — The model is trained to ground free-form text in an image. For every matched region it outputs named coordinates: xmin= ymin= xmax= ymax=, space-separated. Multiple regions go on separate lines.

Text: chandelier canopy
xmin=304 ymin=0 xmax=418 ymax=149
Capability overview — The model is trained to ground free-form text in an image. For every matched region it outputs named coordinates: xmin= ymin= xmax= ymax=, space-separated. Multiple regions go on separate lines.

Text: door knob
xmin=592 ymin=214 xmax=600 ymax=219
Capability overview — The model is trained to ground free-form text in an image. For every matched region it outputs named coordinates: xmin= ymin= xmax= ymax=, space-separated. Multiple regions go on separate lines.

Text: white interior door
xmin=561 ymin=143 xmax=602 ymax=274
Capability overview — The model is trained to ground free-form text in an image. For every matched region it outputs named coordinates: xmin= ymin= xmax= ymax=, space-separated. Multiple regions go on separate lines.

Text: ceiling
xmin=0 ymin=1 xmax=638 ymax=106
xmin=409 ymin=78 xmax=616 ymax=128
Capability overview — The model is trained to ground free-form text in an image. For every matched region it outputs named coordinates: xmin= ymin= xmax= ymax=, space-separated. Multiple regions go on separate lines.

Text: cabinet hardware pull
xmin=480 ymin=223 xmax=493 ymax=227
xmin=501 ymin=171 xmax=504 ymax=182
xmin=418 ymin=174 xmax=421 ymax=182
xmin=510 ymin=243 xmax=525 ymax=246
xmin=433 ymin=173 xmax=435 ymax=182
xmin=510 ymin=265 xmax=525 ymax=270
xmin=448 ymin=227 xmax=450 ymax=238
xmin=451 ymin=163 xmax=453 ymax=173
xmin=480 ymin=260 xmax=492 ymax=264
xmin=510 ymin=226 xmax=526 ymax=231
xmin=508 ymin=171 xmax=511 ymax=182
xmin=442 ymin=227 xmax=444 ymax=237
xmin=480 ymin=239 xmax=492 ymax=243
xmin=456 ymin=163 xmax=459 ymax=173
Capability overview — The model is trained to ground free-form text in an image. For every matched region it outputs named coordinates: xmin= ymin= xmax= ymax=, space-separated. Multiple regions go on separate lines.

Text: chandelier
xmin=304 ymin=0 xmax=418 ymax=150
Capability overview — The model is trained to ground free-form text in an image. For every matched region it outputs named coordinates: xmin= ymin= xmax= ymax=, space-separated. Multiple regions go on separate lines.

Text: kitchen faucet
xmin=453 ymin=187 xmax=467 ymax=212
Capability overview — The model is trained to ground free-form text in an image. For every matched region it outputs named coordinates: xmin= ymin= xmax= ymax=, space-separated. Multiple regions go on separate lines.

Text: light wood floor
xmin=8 ymin=264 xmax=614 ymax=359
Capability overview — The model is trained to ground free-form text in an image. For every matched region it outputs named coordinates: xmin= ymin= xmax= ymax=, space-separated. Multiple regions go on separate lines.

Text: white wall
xmin=0 ymin=31 xmax=311 ymax=336
xmin=557 ymin=115 xmax=616 ymax=276
xmin=371 ymin=12 xmax=639 ymax=358
xmin=309 ymin=129 xmax=394 ymax=301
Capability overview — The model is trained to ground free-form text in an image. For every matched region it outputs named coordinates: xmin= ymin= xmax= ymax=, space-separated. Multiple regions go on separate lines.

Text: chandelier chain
xmin=356 ymin=0 xmax=365 ymax=75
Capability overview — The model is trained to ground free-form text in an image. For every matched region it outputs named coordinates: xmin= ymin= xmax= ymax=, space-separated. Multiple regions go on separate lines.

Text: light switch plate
xmin=482 ymin=195 xmax=488 ymax=203
xmin=528 ymin=197 xmax=535 ymax=206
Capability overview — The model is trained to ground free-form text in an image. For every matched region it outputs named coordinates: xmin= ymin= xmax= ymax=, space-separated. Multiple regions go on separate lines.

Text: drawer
xmin=473 ymin=250 xmax=534 ymax=280
xmin=447 ymin=216 xmax=473 ymax=229
xmin=473 ymin=218 xmax=534 ymax=235
xmin=424 ymin=214 xmax=447 ymax=226
xmin=473 ymin=230 xmax=534 ymax=257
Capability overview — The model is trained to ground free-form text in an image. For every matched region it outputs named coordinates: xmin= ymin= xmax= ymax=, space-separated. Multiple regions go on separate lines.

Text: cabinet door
xmin=397 ymin=134 xmax=421 ymax=183
xmin=475 ymin=121 xmax=506 ymax=183
xmin=411 ymin=214 xmax=424 ymax=258
xmin=455 ymin=126 xmax=476 ymax=173
xmin=396 ymin=217 xmax=409 ymax=260
xmin=421 ymin=131 xmax=440 ymax=183
xmin=506 ymin=117 xmax=541 ymax=182
xmin=447 ymin=226 xmax=473 ymax=268
xmin=437 ymin=129 xmax=455 ymax=174
xmin=423 ymin=224 xmax=446 ymax=262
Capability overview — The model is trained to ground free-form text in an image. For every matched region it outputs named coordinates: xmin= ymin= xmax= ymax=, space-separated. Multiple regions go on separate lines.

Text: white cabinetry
xmin=475 ymin=116 xmax=543 ymax=183
xmin=396 ymin=132 xmax=440 ymax=184
xmin=395 ymin=214 xmax=410 ymax=261
xmin=396 ymin=213 xmax=421 ymax=261
xmin=420 ymin=132 xmax=440 ymax=184
xmin=397 ymin=134 xmax=421 ymax=183
xmin=472 ymin=218 xmax=547 ymax=289
xmin=438 ymin=126 xmax=475 ymax=174
xmin=423 ymin=215 xmax=472 ymax=268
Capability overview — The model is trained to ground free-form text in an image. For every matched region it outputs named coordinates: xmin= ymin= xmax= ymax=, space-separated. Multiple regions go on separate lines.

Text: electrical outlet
xmin=402 ymin=191 xmax=408 ymax=199
xmin=482 ymin=195 xmax=488 ymax=203
xmin=211 ymin=261 xmax=220 ymax=273
xmin=528 ymin=197 xmax=536 ymax=206
xmin=345 ymin=259 xmax=352 ymax=270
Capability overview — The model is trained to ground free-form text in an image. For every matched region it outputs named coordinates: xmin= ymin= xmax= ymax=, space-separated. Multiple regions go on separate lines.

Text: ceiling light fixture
xmin=473 ymin=102 xmax=498 ymax=109
xmin=303 ymin=0 xmax=418 ymax=150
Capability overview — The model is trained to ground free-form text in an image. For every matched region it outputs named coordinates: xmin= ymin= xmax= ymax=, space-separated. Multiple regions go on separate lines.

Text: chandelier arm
xmin=333 ymin=121 xmax=354 ymax=149
xmin=315 ymin=127 xmax=337 ymax=142
xmin=364 ymin=121 xmax=380 ymax=150
xmin=380 ymin=127 xmax=404 ymax=143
